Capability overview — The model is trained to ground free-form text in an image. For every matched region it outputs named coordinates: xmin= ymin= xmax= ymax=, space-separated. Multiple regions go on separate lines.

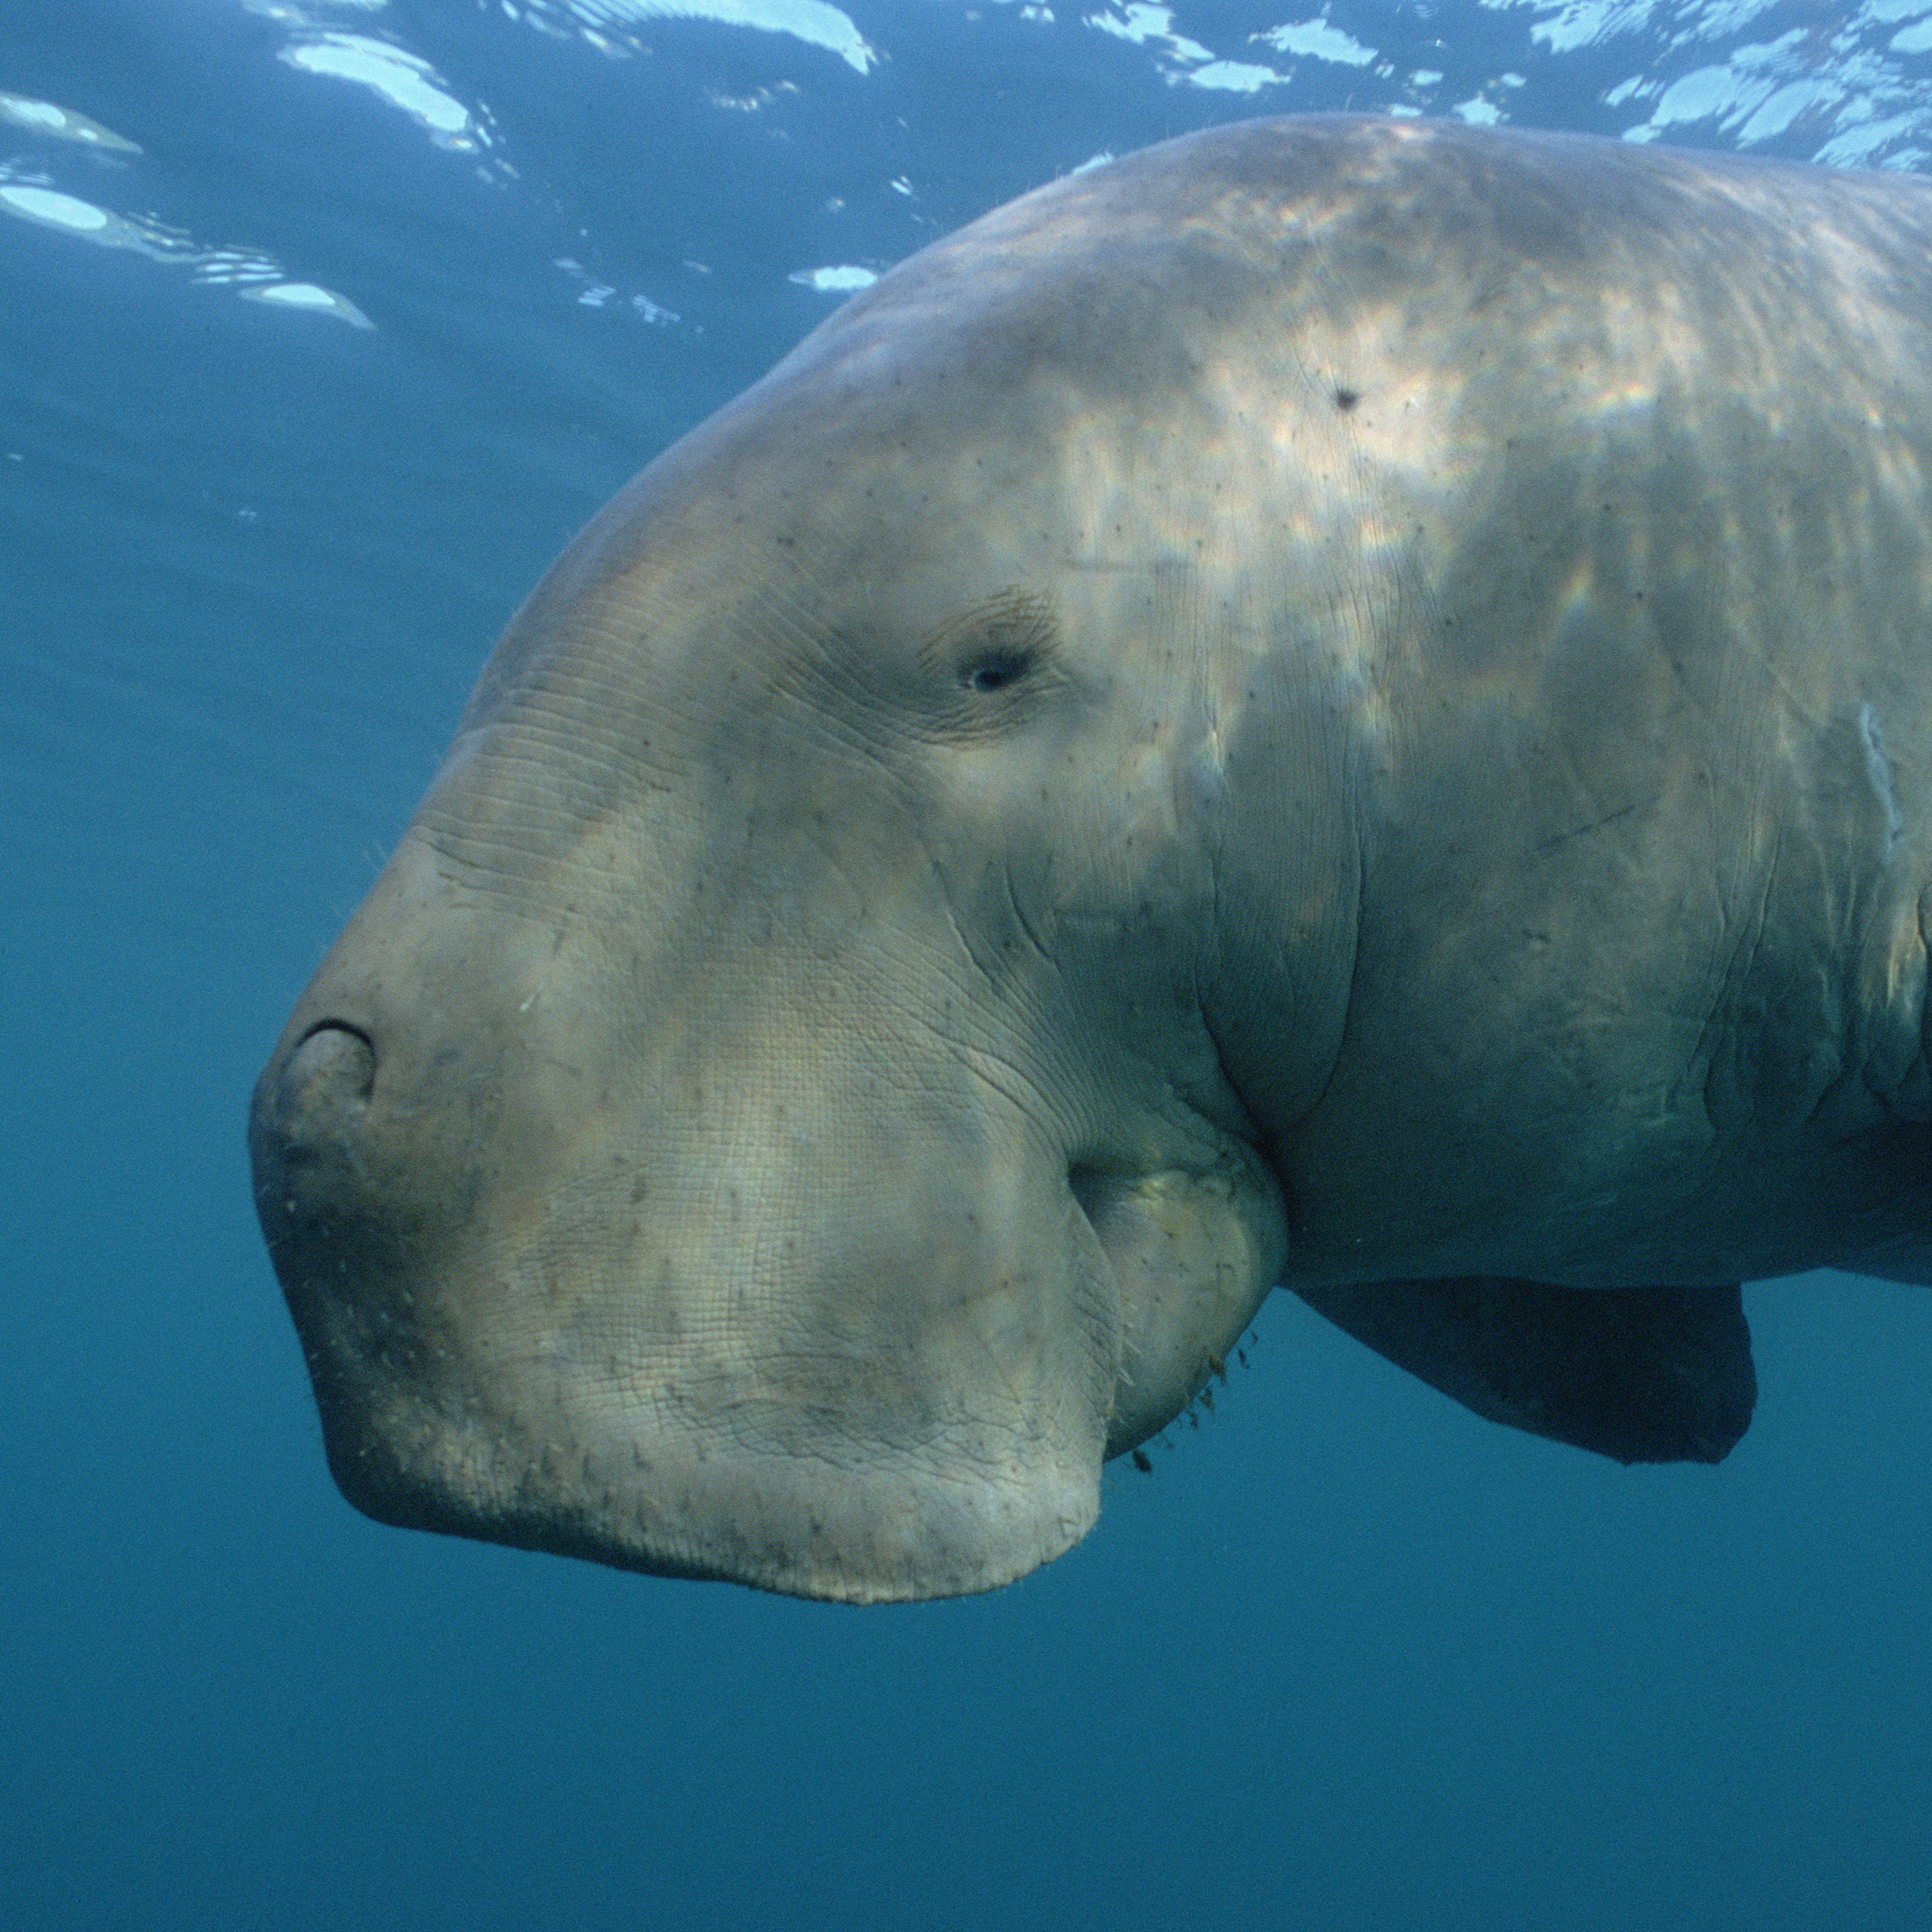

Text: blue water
xmin=8 ymin=2 xmax=1932 ymax=1926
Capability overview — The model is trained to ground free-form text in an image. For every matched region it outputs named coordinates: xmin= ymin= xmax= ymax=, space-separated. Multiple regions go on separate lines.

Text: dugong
xmin=252 ymin=116 xmax=1932 ymax=1601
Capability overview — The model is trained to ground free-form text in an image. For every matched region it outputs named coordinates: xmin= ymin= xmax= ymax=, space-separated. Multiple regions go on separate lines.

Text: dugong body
xmin=253 ymin=117 xmax=1932 ymax=1601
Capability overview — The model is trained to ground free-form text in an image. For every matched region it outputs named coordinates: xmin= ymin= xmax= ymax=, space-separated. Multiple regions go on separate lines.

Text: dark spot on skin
xmin=1131 ymin=1448 xmax=1153 ymax=1474
xmin=1333 ymin=387 xmax=1359 ymax=412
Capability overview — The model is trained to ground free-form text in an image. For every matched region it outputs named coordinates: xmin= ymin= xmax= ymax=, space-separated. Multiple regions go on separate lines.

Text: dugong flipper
xmin=253 ymin=116 xmax=1932 ymax=1599
xmin=1296 ymin=1283 xmax=1757 ymax=1464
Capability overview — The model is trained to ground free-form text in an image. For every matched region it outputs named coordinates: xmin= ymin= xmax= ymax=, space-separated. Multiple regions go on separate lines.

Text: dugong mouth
xmin=250 ymin=940 xmax=1286 ymax=1603
xmin=249 ymin=978 xmax=1119 ymax=1602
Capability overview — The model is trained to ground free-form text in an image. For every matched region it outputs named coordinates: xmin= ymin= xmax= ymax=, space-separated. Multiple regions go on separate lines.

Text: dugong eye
xmin=915 ymin=587 xmax=1059 ymax=738
xmin=924 ymin=588 xmax=1057 ymax=689
xmin=963 ymin=651 xmax=1030 ymax=693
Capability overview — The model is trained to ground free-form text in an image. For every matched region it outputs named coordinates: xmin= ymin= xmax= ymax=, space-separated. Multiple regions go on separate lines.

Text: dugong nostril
xmin=258 ymin=1023 xmax=377 ymax=1164
xmin=287 ymin=1021 xmax=376 ymax=1110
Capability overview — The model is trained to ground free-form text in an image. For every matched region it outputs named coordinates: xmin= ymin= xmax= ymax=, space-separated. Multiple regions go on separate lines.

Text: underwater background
xmin=8 ymin=0 xmax=1932 ymax=1925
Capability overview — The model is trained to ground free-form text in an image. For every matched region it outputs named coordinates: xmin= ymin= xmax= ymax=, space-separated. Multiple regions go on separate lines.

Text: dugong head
xmin=251 ymin=120 xmax=1374 ymax=1600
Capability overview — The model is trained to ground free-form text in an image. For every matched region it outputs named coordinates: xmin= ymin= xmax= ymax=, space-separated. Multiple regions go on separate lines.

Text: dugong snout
xmin=250 ymin=998 xmax=535 ymax=1548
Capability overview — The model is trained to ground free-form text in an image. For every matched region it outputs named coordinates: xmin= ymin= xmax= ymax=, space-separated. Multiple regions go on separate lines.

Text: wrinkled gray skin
xmin=253 ymin=116 xmax=1932 ymax=1601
